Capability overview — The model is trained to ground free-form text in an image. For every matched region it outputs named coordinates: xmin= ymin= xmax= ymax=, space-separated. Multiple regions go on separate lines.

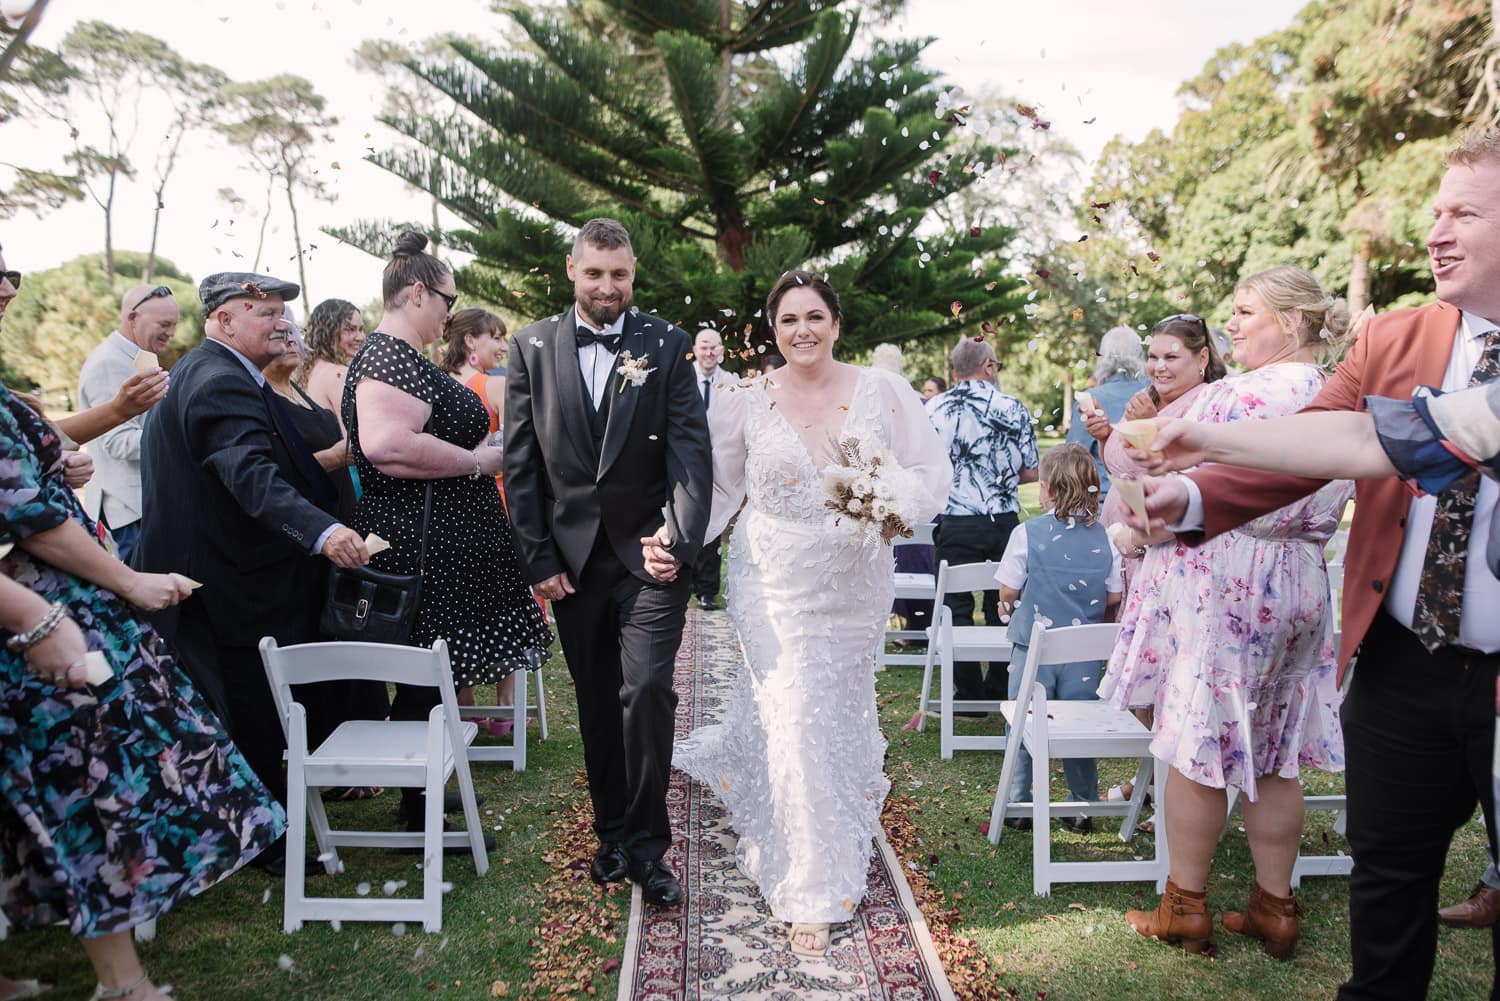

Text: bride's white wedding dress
xmin=673 ymin=366 xmax=950 ymax=923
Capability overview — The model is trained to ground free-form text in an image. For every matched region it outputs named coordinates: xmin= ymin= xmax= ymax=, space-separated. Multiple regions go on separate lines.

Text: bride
xmin=668 ymin=270 xmax=950 ymax=957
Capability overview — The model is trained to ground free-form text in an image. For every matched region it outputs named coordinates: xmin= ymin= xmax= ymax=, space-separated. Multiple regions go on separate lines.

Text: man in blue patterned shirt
xmin=927 ymin=338 xmax=1039 ymax=711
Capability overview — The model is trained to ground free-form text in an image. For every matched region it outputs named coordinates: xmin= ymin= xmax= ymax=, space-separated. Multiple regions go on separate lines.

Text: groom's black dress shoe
xmin=629 ymin=857 xmax=684 ymax=907
xmin=591 ymin=842 xmax=629 ymax=885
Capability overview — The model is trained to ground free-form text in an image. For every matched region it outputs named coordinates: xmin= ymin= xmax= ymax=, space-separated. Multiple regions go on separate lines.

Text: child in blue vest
xmin=995 ymin=443 xmax=1122 ymax=833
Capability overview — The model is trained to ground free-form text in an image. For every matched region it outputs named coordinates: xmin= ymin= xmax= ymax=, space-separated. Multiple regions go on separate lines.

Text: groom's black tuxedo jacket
xmin=504 ymin=306 xmax=712 ymax=585
xmin=134 ymin=338 xmax=338 ymax=649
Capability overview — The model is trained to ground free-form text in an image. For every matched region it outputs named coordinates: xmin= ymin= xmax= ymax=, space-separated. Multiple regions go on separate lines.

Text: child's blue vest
xmin=1006 ymin=511 xmax=1113 ymax=646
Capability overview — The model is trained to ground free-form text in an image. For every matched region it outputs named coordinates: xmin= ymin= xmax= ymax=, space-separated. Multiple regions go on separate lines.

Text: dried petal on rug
xmin=881 ymin=794 xmax=1009 ymax=1001
xmin=520 ymin=770 xmax=629 ymax=999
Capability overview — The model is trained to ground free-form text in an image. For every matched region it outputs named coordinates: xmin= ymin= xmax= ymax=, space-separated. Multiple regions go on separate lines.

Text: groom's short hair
xmin=574 ymin=218 xmax=634 ymax=258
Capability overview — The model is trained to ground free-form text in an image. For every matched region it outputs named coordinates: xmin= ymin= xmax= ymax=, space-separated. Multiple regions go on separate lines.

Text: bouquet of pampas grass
xmin=823 ymin=436 xmax=920 ymax=544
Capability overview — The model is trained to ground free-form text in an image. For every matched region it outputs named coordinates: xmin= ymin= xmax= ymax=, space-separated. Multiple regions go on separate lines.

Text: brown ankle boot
xmin=1125 ymin=878 xmax=1212 ymax=953
xmin=1220 ymin=883 xmax=1301 ymax=960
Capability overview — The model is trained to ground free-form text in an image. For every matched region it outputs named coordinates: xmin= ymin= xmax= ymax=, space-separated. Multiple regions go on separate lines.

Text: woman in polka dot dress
xmin=342 ymin=231 xmax=552 ymax=830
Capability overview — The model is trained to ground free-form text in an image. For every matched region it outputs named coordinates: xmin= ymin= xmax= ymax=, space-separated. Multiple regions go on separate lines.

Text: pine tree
xmin=339 ymin=0 xmax=1023 ymax=358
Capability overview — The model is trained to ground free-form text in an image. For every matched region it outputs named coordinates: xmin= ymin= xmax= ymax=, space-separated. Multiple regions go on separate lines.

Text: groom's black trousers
xmin=552 ymin=533 xmax=689 ymax=863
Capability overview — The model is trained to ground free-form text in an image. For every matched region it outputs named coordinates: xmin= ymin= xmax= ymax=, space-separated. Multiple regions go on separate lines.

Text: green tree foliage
xmin=1085 ymin=0 xmax=1496 ymax=331
xmin=217 ymin=74 xmax=338 ymax=305
xmin=0 ymin=251 xmax=203 ymax=395
xmin=0 ymin=39 xmax=94 ymax=222
xmin=2 ymin=20 xmax=228 ymax=283
xmin=341 ymin=0 xmax=1024 ymax=355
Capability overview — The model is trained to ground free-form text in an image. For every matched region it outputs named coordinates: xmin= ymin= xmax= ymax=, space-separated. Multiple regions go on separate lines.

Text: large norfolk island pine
xmin=341 ymin=0 xmax=1024 ymax=354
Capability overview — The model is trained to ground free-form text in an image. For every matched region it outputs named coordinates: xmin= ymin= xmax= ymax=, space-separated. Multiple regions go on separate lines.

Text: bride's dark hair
xmin=765 ymin=270 xmax=841 ymax=325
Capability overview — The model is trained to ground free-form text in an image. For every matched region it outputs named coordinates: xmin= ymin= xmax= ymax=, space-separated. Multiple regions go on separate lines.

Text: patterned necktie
xmin=1413 ymin=329 xmax=1500 ymax=651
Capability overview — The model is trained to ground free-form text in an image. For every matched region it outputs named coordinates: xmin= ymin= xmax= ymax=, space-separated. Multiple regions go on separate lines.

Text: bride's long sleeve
xmin=705 ymin=382 xmax=749 ymax=542
xmin=871 ymin=369 xmax=952 ymax=526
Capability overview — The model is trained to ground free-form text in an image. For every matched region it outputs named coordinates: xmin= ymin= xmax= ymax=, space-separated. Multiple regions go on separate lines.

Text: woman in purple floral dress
xmin=1098 ymin=266 xmax=1354 ymax=959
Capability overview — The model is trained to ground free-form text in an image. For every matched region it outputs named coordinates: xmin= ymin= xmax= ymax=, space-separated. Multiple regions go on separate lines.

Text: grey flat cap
xmin=199 ymin=271 xmax=300 ymax=316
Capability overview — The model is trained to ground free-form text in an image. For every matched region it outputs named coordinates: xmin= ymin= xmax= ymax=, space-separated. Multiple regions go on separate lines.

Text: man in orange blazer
xmin=1145 ymin=128 xmax=1500 ymax=1001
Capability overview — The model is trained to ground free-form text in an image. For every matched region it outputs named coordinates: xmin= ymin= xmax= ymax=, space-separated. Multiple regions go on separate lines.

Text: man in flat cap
xmin=135 ymin=271 xmax=369 ymax=875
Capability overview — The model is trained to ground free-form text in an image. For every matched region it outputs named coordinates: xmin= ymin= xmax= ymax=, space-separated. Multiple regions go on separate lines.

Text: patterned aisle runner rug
xmin=616 ymin=609 xmax=958 ymax=1001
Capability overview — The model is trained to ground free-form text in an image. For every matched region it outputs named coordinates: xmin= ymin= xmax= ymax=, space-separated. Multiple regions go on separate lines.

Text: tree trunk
xmin=1347 ymin=235 xmax=1371 ymax=317
xmin=0 ymin=0 xmax=50 ymax=80
xmin=717 ymin=0 xmax=733 ymax=125
xmin=144 ymin=127 xmax=189 ymax=282
xmin=102 ymin=170 xmax=117 ymax=280
xmin=253 ymin=172 xmax=275 ymax=272
xmin=285 ymin=173 xmax=309 ymax=307
xmin=1061 ymin=368 xmax=1075 ymax=433
xmin=717 ymin=204 xmax=750 ymax=271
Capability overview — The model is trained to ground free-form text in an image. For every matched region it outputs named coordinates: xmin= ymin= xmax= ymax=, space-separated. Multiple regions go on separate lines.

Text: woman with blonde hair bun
xmin=1098 ymin=264 xmax=1354 ymax=960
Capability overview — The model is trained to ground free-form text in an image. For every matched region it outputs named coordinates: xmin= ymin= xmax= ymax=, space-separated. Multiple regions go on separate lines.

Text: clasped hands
xmin=641 ymin=525 xmax=680 ymax=582
xmin=526 ymin=526 xmax=683 ymax=601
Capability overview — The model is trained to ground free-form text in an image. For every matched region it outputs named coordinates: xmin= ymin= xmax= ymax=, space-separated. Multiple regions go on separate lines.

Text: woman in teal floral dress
xmin=0 ymin=379 xmax=285 ymax=1000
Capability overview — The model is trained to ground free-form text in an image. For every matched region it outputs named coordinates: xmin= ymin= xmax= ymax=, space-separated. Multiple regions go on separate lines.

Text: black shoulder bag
xmin=319 ymin=482 xmax=434 ymax=644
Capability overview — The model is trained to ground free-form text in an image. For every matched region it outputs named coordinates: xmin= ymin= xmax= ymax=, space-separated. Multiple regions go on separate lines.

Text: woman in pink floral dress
xmin=1098 ymin=266 xmax=1354 ymax=959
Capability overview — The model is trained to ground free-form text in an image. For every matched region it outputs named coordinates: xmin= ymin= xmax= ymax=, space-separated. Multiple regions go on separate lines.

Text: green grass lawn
xmin=4 ymin=651 xmax=1489 ymax=1000
xmin=0 ymin=441 xmax=1476 ymax=998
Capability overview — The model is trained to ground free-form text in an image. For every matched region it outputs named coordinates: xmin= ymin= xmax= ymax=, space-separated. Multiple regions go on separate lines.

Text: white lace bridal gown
xmin=673 ymin=366 xmax=950 ymax=923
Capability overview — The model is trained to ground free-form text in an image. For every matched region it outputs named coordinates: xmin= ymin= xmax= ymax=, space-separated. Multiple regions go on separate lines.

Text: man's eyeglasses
xmin=130 ymin=285 xmax=173 ymax=312
xmin=1 ymin=270 xmax=20 ymax=290
xmin=421 ymin=282 xmax=457 ymax=314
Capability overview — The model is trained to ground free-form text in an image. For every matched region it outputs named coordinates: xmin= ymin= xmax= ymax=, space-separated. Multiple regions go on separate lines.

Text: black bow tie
xmin=576 ymin=327 xmax=622 ymax=352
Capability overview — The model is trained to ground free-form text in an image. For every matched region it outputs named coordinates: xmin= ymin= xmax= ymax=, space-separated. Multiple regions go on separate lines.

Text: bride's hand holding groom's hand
xmin=532 ymin=572 xmax=575 ymax=602
xmin=641 ymin=526 xmax=680 ymax=582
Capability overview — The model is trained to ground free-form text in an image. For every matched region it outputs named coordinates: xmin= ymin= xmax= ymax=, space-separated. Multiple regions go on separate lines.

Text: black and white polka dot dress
xmin=342 ymin=332 xmax=551 ymax=685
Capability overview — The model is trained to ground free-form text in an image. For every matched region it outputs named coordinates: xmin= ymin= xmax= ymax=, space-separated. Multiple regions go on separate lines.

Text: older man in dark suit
xmin=134 ymin=271 xmax=368 ymax=872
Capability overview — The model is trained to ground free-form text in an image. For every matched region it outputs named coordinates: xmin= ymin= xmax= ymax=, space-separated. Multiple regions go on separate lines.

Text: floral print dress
xmin=0 ymin=386 xmax=284 ymax=937
xmin=1096 ymin=363 xmax=1353 ymax=800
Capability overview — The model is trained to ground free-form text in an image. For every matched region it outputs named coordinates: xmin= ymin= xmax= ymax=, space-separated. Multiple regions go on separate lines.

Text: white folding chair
xmin=913 ymin=560 xmax=1014 ymax=755
xmin=463 ymin=667 xmax=549 ymax=770
xmin=880 ymin=522 xmax=937 ymax=670
xmin=986 ymin=620 xmax=1169 ymax=896
xmin=261 ymin=637 xmax=489 ymax=933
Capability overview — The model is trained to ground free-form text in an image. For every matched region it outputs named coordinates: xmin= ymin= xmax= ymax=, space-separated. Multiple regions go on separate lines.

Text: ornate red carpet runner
xmin=616 ymin=609 xmax=957 ymax=1001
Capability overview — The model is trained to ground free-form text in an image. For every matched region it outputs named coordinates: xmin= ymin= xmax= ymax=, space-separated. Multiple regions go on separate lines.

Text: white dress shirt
xmin=693 ymin=362 xmax=721 ymax=408
xmin=575 ymin=309 xmax=625 ymax=409
xmin=1177 ymin=310 xmax=1500 ymax=652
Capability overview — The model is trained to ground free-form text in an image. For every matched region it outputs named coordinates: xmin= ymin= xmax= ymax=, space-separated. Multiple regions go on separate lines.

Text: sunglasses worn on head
xmin=1158 ymin=312 xmax=1207 ymax=331
xmin=130 ymin=285 xmax=173 ymax=312
xmin=1 ymin=271 xmax=20 ymax=290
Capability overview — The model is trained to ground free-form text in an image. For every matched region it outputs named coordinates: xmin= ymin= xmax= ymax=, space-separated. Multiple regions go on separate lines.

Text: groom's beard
xmin=577 ymin=290 xmax=632 ymax=330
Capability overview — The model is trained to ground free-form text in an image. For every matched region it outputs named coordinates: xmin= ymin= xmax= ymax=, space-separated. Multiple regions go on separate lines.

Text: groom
xmin=504 ymin=218 xmax=712 ymax=907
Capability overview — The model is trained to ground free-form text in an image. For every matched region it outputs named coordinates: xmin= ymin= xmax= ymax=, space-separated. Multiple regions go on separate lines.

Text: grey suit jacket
xmin=76 ymin=331 xmax=145 ymax=526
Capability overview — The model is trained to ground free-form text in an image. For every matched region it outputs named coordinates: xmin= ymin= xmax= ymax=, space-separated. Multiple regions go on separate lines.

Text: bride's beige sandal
xmin=788 ymin=922 xmax=830 ymax=958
